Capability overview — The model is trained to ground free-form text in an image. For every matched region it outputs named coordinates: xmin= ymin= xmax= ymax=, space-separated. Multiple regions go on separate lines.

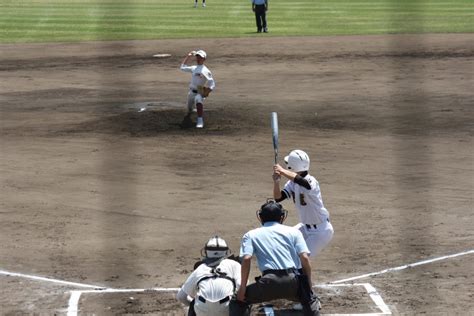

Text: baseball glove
xmin=197 ymin=85 xmax=212 ymax=98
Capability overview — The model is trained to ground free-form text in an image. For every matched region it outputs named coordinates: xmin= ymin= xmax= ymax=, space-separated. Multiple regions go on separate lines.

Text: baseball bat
xmin=271 ymin=112 xmax=279 ymax=164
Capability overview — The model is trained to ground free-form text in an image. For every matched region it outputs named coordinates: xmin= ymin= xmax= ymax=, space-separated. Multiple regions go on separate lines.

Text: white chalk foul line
xmin=318 ymin=283 xmax=391 ymax=315
xmin=67 ymin=287 xmax=180 ymax=316
xmin=67 ymin=284 xmax=391 ymax=316
xmin=363 ymin=283 xmax=391 ymax=315
xmin=67 ymin=291 xmax=82 ymax=316
xmin=330 ymin=249 xmax=474 ymax=284
xmin=9 ymin=249 xmax=474 ymax=315
xmin=0 ymin=269 xmax=106 ymax=289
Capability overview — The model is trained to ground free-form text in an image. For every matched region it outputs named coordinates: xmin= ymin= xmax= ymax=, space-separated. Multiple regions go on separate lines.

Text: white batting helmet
xmin=202 ymin=236 xmax=229 ymax=258
xmin=284 ymin=149 xmax=310 ymax=172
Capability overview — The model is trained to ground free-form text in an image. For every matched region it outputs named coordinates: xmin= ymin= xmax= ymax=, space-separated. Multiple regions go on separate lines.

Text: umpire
xmin=252 ymin=0 xmax=268 ymax=33
xmin=229 ymin=200 xmax=320 ymax=316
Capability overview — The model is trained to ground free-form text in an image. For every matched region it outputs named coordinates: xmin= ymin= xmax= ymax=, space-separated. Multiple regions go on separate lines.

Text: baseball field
xmin=1 ymin=0 xmax=473 ymax=315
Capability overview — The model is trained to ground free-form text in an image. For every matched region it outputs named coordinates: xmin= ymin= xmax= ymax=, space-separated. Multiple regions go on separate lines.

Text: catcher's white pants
xmin=187 ymin=91 xmax=205 ymax=113
xmin=194 ymin=297 xmax=230 ymax=316
xmin=295 ymin=219 xmax=334 ymax=258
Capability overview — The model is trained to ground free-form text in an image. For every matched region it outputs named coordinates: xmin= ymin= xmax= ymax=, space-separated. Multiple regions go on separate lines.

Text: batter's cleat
xmin=196 ymin=117 xmax=204 ymax=128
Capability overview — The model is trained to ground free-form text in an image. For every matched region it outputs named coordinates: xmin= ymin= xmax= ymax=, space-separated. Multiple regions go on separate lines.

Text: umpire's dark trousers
xmin=229 ymin=271 xmax=320 ymax=316
xmin=254 ymin=4 xmax=267 ymax=32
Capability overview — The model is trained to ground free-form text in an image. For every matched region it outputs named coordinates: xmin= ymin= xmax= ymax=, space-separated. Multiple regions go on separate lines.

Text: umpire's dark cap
xmin=258 ymin=200 xmax=287 ymax=223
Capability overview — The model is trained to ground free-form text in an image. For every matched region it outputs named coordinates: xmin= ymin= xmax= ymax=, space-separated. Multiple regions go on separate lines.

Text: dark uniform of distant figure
xmin=194 ymin=0 xmax=206 ymax=8
xmin=229 ymin=200 xmax=321 ymax=316
xmin=252 ymin=0 xmax=268 ymax=33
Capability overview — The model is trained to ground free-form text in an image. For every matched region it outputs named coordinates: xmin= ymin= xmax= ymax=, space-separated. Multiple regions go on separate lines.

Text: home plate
xmin=153 ymin=53 xmax=171 ymax=58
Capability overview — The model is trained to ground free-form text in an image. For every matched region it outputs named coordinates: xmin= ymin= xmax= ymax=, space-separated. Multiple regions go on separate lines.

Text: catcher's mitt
xmin=197 ymin=85 xmax=212 ymax=98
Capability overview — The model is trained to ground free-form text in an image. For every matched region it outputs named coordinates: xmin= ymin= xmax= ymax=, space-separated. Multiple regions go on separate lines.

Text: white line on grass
xmin=330 ymin=249 xmax=474 ymax=284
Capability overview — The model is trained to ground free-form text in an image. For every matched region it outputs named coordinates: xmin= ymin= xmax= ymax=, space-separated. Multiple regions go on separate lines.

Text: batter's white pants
xmin=194 ymin=297 xmax=230 ymax=316
xmin=187 ymin=91 xmax=205 ymax=113
xmin=295 ymin=219 xmax=334 ymax=258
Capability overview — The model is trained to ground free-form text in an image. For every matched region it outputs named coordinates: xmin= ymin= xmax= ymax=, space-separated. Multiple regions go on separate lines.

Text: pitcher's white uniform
xmin=179 ymin=259 xmax=241 ymax=316
xmin=180 ymin=63 xmax=215 ymax=113
xmin=282 ymin=174 xmax=334 ymax=257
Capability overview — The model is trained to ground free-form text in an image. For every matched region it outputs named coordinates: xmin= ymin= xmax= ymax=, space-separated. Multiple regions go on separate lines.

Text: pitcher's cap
xmin=195 ymin=50 xmax=207 ymax=59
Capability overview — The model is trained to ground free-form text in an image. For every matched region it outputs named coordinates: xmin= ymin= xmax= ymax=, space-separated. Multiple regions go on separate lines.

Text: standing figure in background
xmin=195 ymin=0 xmax=206 ymax=8
xmin=252 ymin=0 xmax=268 ymax=33
xmin=180 ymin=50 xmax=215 ymax=128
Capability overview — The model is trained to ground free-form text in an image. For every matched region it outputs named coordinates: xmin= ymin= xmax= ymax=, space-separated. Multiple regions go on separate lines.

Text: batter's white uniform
xmin=282 ymin=174 xmax=334 ymax=257
xmin=180 ymin=259 xmax=241 ymax=316
xmin=180 ymin=63 xmax=215 ymax=113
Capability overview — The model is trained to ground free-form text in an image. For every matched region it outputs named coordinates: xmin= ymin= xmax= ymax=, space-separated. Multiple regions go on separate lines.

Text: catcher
xmin=176 ymin=236 xmax=241 ymax=316
xmin=180 ymin=50 xmax=215 ymax=128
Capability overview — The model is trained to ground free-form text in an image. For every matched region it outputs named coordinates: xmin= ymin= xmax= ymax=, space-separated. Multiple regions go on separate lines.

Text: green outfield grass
xmin=0 ymin=0 xmax=472 ymax=43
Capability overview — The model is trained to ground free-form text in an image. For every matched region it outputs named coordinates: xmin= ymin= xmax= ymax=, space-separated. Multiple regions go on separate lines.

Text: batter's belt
xmin=305 ymin=218 xmax=330 ymax=230
xmin=191 ymin=86 xmax=208 ymax=95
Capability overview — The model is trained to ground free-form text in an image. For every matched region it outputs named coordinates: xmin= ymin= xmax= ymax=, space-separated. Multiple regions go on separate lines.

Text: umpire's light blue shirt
xmin=252 ymin=0 xmax=267 ymax=5
xmin=240 ymin=222 xmax=309 ymax=272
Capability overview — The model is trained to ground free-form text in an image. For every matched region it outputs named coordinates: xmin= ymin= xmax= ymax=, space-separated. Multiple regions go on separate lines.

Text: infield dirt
xmin=1 ymin=34 xmax=473 ymax=314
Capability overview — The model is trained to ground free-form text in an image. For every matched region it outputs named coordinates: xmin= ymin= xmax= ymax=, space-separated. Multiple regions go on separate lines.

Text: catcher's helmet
xmin=284 ymin=149 xmax=310 ymax=172
xmin=202 ymin=236 xmax=229 ymax=258
xmin=257 ymin=199 xmax=288 ymax=224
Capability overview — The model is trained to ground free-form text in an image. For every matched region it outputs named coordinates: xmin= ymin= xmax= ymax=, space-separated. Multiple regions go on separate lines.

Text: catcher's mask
xmin=284 ymin=149 xmax=310 ymax=172
xmin=257 ymin=199 xmax=288 ymax=224
xmin=201 ymin=236 xmax=230 ymax=259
